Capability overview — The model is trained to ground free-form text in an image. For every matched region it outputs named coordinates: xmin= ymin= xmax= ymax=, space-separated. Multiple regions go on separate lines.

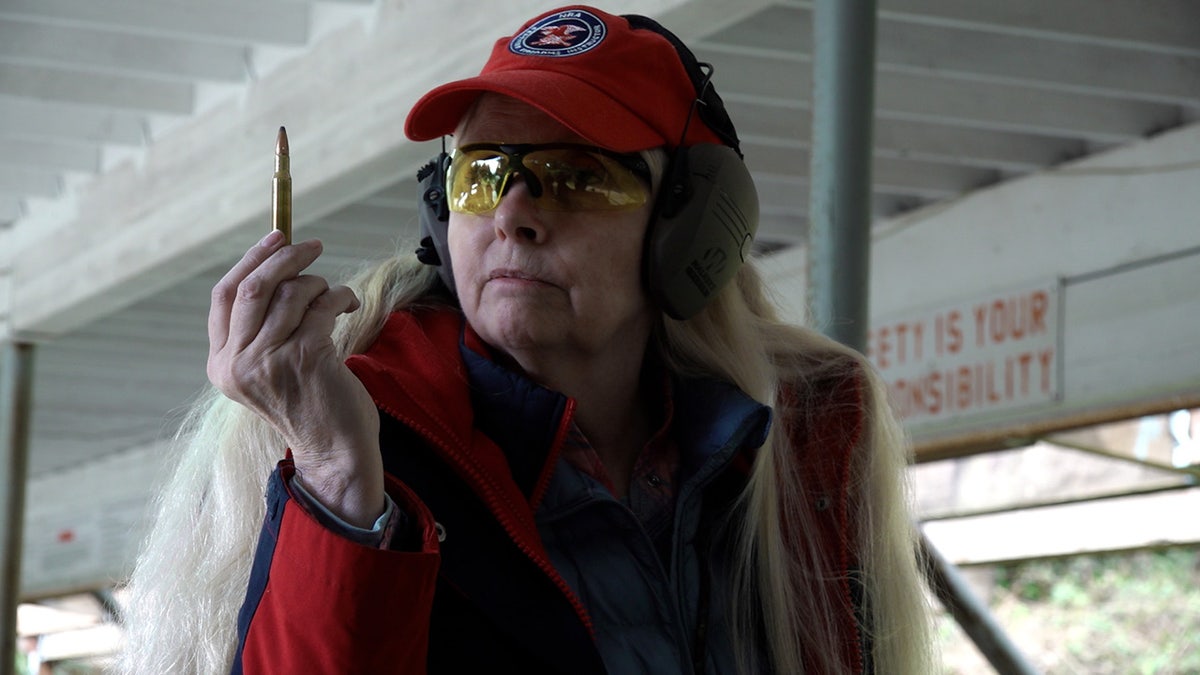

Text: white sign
xmin=867 ymin=281 xmax=1062 ymax=426
xmin=21 ymin=496 xmax=148 ymax=597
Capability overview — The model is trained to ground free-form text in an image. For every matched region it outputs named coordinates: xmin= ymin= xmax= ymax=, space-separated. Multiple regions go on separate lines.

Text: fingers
xmin=206 ymin=233 xmax=363 ymax=416
xmin=217 ymin=238 xmax=325 ymax=354
xmin=291 ymin=285 xmax=361 ymax=345
xmin=209 ymin=230 xmax=287 ymax=353
xmin=252 ymin=274 xmax=332 ymax=342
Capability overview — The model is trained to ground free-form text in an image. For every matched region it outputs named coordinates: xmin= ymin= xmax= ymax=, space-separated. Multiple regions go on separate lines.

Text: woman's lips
xmin=487 ymin=268 xmax=557 ymax=286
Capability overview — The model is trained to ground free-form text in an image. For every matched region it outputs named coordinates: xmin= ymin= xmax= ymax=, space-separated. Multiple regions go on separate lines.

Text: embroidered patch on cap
xmin=509 ymin=9 xmax=607 ymax=58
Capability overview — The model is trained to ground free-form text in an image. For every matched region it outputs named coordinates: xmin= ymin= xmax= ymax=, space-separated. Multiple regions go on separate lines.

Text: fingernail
xmin=259 ymin=230 xmax=283 ymax=247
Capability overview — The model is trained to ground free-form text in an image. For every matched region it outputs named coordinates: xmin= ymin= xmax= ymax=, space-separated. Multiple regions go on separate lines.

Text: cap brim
xmin=404 ymin=70 xmax=668 ymax=153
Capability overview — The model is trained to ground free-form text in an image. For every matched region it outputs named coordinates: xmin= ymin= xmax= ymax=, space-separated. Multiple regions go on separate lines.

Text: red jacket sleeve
xmin=231 ymin=461 xmax=441 ymax=674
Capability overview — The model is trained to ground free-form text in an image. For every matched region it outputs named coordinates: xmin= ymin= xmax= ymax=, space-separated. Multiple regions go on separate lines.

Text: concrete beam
xmin=0 ymin=139 xmax=102 ymax=174
xmin=876 ymin=0 xmax=1200 ymax=56
xmin=0 ymin=169 xmax=59 ymax=200
xmin=709 ymin=4 xmax=1200 ymax=103
xmin=0 ymin=0 xmax=311 ymax=45
xmin=0 ymin=62 xmax=193 ymax=114
xmin=923 ymin=487 xmax=1200 ymax=565
xmin=0 ymin=97 xmax=146 ymax=146
xmin=0 ymin=19 xmax=249 ymax=81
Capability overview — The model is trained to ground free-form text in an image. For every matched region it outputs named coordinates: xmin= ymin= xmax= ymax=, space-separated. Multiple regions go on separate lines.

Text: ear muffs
xmin=644 ymin=142 xmax=758 ymax=320
xmin=415 ymin=151 xmax=455 ymax=295
xmin=624 ymin=13 xmax=759 ymax=320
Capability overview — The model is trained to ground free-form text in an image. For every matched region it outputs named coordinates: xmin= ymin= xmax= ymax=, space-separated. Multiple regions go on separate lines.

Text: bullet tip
xmin=276 ymin=126 xmax=289 ymax=155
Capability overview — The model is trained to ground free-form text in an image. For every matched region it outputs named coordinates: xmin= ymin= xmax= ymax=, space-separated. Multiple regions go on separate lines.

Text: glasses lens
xmin=447 ymin=149 xmax=509 ymax=214
xmin=524 ymin=148 xmax=649 ymax=212
xmin=446 ymin=145 xmax=649 ymax=214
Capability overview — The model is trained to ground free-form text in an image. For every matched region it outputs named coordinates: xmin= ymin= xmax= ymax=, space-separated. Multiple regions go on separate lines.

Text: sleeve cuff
xmin=287 ymin=476 xmax=398 ymax=548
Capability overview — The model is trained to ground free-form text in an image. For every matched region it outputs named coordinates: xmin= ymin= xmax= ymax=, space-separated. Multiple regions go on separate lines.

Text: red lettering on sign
xmin=972 ymin=291 xmax=1053 ymax=347
xmin=885 ymin=348 xmax=1057 ymax=419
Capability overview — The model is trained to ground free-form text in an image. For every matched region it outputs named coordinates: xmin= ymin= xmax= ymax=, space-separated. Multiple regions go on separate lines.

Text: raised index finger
xmin=208 ymin=230 xmax=286 ymax=354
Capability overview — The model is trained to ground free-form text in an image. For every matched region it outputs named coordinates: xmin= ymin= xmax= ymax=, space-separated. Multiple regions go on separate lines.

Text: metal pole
xmin=806 ymin=0 xmax=875 ymax=349
xmin=0 ymin=342 xmax=34 ymax=675
xmin=804 ymin=3 xmax=1040 ymax=674
xmin=920 ymin=532 xmax=1041 ymax=675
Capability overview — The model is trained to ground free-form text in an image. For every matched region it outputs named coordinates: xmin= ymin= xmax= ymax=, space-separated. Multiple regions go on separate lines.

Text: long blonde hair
xmin=657 ymin=263 xmax=933 ymax=673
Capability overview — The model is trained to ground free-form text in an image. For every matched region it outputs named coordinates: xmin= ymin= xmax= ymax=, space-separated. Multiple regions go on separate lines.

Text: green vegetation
xmin=937 ymin=547 xmax=1200 ymax=674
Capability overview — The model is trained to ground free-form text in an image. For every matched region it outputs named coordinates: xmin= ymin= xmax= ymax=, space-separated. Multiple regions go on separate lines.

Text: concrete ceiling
xmin=3 ymin=0 xmax=1200 ymax=477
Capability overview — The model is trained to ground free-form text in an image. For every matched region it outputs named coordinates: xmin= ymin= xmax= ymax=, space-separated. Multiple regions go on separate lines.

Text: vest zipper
xmin=377 ymin=401 xmax=595 ymax=637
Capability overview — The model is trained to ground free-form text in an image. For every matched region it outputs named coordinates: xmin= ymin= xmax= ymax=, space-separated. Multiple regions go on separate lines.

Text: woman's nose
xmin=492 ymin=179 xmax=546 ymax=243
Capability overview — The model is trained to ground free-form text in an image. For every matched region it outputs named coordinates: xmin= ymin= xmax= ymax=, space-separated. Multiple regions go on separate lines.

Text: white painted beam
xmin=873 ymin=156 xmax=999 ymax=199
xmin=0 ymin=19 xmax=249 ymax=82
xmin=870 ymin=119 xmax=1083 ymax=172
xmin=720 ymin=100 xmax=806 ymax=141
xmin=0 ymin=63 xmax=193 ymax=115
xmin=922 ymin=488 xmax=1200 ymax=565
xmin=38 ymin=340 xmax=202 ymax=366
xmin=651 ymin=0 xmax=777 ymax=43
xmin=694 ymin=49 xmax=808 ymax=100
xmin=752 ymin=175 xmax=902 ymax=221
xmin=710 ymin=5 xmax=1200 ymax=104
xmin=0 ymin=168 xmax=59 ymax=199
xmin=0 ymin=0 xmax=311 ymax=46
xmin=718 ymin=60 xmax=1176 ymax=143
xmin=875 ymin=71 xmax=1178 ymax=143
xmin=747 ymin=141 xmax=1000 ymax=200
xmin=877 ymin=21 xmax=1200 ymax=106
xmin=54 ymin=321 xmax=205 ymax=346
xmin=697 ymin=5 xmax=799 ymax=54
xmin=0 ymin=97 xmax=145 ymax=145
xmin=30 ymin=385 xmax=197 ymax=422
xmin=0 ymin=139 xmax=101 ymax=173
xmin=0 ymin=199 xmax=21 ymax=225
xmin=730 ymin=100 xmax=1082 ymax=172
xmin=877 ymin=0 xmax=1200 ymax=57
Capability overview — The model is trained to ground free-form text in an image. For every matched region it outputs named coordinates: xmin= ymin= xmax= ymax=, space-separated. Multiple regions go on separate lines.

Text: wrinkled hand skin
xmin=207 ymin=230 xmax=385 ymax=527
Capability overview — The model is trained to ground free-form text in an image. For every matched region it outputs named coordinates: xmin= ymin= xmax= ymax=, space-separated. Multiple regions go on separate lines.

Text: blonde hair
xmin=656 ymin=264 xmax=933 ymax=673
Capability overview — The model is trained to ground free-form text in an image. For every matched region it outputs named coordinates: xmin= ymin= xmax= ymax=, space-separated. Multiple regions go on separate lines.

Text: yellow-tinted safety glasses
xmin=446 ymin=143 xmax=652 ymax=214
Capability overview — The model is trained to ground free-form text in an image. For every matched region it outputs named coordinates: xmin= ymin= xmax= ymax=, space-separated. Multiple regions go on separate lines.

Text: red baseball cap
xmin=403 ymin=5 xmax=726 ymax=153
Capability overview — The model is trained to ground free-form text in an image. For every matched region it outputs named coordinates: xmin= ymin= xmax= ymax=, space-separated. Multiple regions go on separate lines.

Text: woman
xmin=119 ymin=6 xmax=933 ymax=674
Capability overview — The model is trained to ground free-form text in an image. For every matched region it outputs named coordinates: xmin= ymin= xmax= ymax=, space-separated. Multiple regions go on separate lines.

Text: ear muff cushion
xmin=645 ymin=143 xmax=758 ymax=320
xmin=416 ymin=152 xmax=456 ymax=294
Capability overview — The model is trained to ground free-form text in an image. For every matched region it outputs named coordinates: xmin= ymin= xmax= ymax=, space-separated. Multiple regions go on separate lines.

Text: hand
xmin=207 ymin=230 xmax=384 ymax=527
